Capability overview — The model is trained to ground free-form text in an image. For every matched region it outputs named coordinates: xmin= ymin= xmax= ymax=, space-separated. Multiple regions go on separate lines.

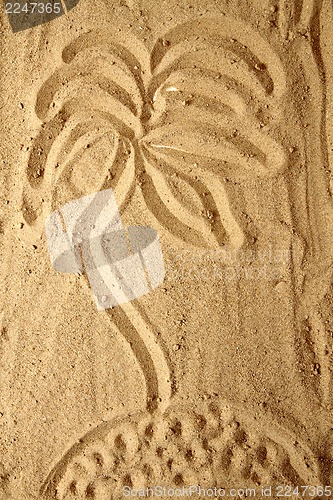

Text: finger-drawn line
xmin=150 ymin=17 xmax=286 ymax=98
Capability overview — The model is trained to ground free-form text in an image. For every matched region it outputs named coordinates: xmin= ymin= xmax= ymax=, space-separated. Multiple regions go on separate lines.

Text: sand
xmin=1 ymin=0 xmax=333 ymax=498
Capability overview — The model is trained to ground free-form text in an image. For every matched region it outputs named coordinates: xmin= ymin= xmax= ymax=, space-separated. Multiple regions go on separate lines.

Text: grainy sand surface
xmin=1 ymin=0 xmax=333 ymax=498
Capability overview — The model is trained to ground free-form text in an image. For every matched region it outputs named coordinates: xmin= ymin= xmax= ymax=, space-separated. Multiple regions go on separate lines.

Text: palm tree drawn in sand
xmin=19 ymin=5 xmax=333 ymax=496
xmin=23 ymin=15 xmax=287 ymax=411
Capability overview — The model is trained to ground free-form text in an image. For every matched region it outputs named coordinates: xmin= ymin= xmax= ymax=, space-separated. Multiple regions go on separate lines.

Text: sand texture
xmin=1 ymin=0 xmax=333 ymax=498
